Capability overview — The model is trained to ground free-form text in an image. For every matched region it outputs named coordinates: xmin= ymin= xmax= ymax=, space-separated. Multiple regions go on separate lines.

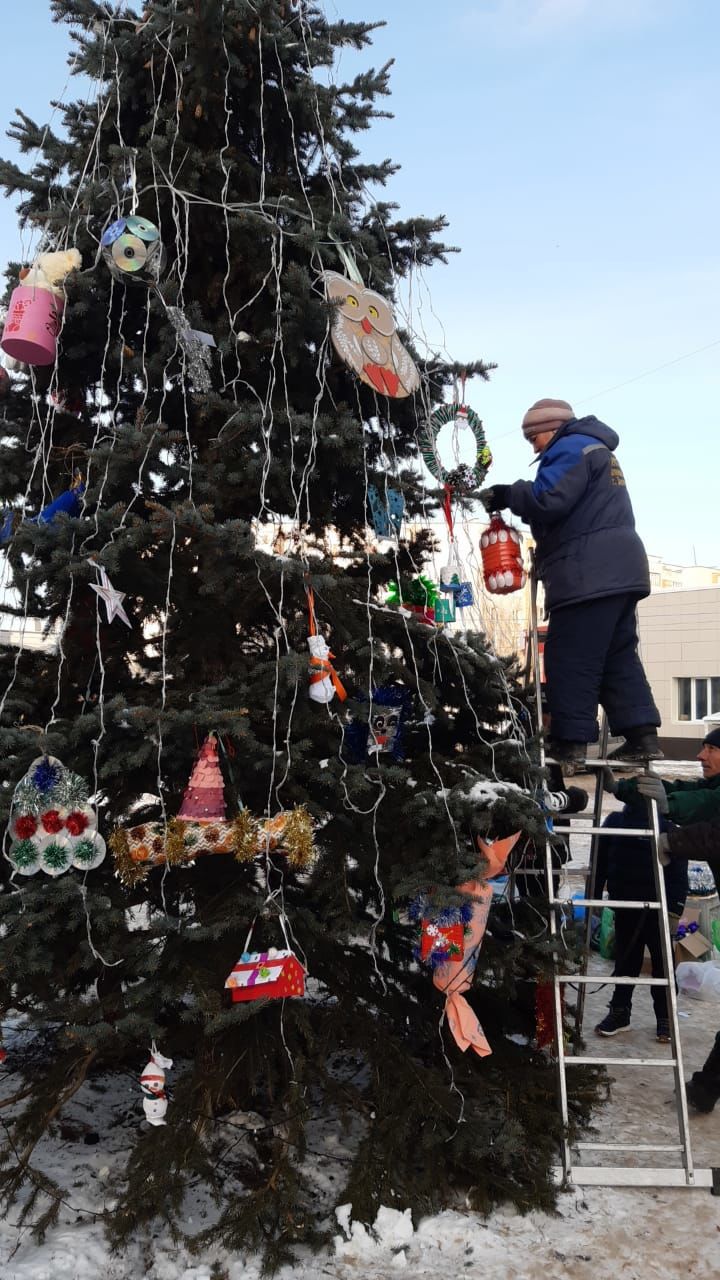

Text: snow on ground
xmin=3 ymin=761 xmax=719 ymax=1279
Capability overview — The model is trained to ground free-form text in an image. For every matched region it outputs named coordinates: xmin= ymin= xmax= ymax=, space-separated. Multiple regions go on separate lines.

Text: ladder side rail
xmin=647 ymin=792 xmax=696 ymax=1180
xmin=528 ymin=564 xmax=573 ymax=1180
xmin=574 ymin=714 xmax=609 ymax=1038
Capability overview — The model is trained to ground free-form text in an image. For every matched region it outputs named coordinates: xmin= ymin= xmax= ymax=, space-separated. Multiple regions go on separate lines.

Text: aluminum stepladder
xmin=525 ymin=566 xmax=717 ymax=1190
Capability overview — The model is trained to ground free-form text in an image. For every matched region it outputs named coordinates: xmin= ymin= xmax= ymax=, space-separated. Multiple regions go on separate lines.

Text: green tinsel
xmin=10 ymin=838 xmax=39 ymax=869
xmin=386 ymin=574 xmax=439 ymax=609
xmin=72 ymin=838 xmax=96 ymax=866
xmin=42 ymin=840 xmax=71 ymax=871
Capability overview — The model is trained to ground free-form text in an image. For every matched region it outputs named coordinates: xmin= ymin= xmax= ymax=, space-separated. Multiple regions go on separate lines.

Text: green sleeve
xmin=615 ymin=778 xmax=639 ymax=804
xmin=667 ymin=785 xmax=720 ymax=825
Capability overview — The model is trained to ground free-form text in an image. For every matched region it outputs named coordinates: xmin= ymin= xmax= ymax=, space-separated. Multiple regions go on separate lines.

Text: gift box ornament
xmin=433 ymin=596 xmax=456 ymax=624
xmin=6 ymin=755 xmax=105 ymax=877
xmin=101 ymin=214 xmax=165 ymax=286
xmin=386 ymin=574 xmax=439 ymax=625
xmin=110 ymin=734 xmax=315 ymax=886
xmin=439 ymin=564 xmax=473 ymax=611
xmin=480 ymin=515 xmax=527 ymax=595
xmin=140 ymin=1044 xmax=173 ymax=1127
xmin=225 ymin=948 xmax=306 ymax=1003
xmin=420 ymin=920 xmax=465 ymax=965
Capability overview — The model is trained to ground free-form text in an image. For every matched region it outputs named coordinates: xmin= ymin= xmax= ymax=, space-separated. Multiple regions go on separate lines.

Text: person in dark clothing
xmin=592 ymin=809 xmax=688 ymax=1042
xmin=512 ymin=766 xmax=589 ymax=899
xmin=479 ymin=397 xmax=661 ymax=772
xmin=619 ymin=729 xmax=720 ymax=1109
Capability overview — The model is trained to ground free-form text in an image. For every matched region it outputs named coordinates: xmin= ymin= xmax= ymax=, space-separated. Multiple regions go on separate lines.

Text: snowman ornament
xmin=307 ymin=634 xmax=337 ymax=704
xmin=140 ymin=1044 xmax=173 ymax=1127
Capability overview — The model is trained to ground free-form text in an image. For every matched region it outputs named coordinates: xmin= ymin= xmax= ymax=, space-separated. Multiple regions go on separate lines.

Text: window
xmin=676 ymin=677 xmax=720 ymax=722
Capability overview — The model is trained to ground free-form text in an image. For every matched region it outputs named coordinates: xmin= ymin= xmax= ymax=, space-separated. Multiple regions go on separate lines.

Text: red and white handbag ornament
xmin=480 ymin=515 xmax=526 ymax=595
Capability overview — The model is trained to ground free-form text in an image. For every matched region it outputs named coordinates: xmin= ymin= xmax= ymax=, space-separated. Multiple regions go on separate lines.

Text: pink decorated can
xmin=1 ymin=285 xmax=64 ymax=366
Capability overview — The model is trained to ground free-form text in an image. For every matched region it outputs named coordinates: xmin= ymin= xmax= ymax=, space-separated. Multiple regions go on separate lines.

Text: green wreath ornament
xmin=420 ymin=403 xmax=492 ymax=492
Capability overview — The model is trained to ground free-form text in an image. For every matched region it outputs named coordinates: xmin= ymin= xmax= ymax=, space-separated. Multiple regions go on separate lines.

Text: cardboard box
xmin=639 ymin=906 xmax=711 ymax=973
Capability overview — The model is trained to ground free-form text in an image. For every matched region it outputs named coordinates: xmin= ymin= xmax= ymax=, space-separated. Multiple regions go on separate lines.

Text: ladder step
xmin=546 ymin=757 xmax=655 ymax=772
xmin=551 ymin=897 xmax=662 ymax=909
xmin=553 ymin=1167 xmax=714 ymax=1188
xmin=555 ymin=974 xmax=669 ymax=985
xmin=564 ymin=1056 xmax=676 ymax=1067
xmin=575 ymin=1142 xmax=684 ymax=1152
xmin=553 ymin=825 xmax=655 ymax=836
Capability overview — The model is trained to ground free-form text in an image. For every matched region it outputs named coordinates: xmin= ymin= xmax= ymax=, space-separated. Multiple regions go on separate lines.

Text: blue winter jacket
xmin=506 ymin=416 xmax=650 ymax=610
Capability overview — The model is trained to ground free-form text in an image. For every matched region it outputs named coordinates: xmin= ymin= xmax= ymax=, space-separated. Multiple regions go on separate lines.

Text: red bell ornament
xmin=480 ymin=515 xmax=527 ymax=595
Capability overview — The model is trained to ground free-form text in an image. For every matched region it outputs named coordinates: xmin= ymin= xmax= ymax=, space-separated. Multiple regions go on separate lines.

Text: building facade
xmin=637 ymin=586 xmax=720 ymax=758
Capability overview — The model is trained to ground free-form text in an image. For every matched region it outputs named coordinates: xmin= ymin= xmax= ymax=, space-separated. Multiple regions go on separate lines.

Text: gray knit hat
xmin=703 ymin=727 xmax=720 ymax=749
xmin=522 ymin=398 xmax=575 ymax=440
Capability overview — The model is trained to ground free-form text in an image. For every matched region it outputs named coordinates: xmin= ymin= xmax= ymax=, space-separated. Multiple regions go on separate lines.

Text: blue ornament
xmin=101 ymin=218 xmax=128 ymax=247
xmin=0 ymin=480 xmax=85 ymax=547
xmin=367 ymin=484 xmax=404 ymax=538
xmin=455 ymin=582 xmax=474 ymax=608
xmin=31 ymin=758 xmax=61 ymax=794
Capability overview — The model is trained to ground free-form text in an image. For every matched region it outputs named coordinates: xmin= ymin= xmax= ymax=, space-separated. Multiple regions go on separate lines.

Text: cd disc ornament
xmin=420 ymin=403 xmax=492 ymax=494
xmin=101 ymin=214 xmax=165 ymax=286
xmin=6 ymin=755 xmax=105 ymax=877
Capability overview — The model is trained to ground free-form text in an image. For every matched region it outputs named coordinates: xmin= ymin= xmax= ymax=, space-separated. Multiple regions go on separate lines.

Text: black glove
xmin=544 ymin=785 xmax=588 ymax=814
xmin=478 ymin=484 xmax=511 ymax=513
xmin=637 ymin=774 xmax=669 ymax=814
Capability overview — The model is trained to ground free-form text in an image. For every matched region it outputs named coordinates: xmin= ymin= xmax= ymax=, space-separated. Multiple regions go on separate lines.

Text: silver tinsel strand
xmin=167 ymin=306 xmax=213 ymax=392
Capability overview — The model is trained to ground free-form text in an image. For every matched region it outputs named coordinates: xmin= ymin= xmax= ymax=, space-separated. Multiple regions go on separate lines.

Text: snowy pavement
xmin=3 ymin=760 xmax=719 ymax=1279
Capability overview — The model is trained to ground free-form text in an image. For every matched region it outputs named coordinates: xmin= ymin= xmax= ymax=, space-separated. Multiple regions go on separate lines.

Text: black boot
xmin=686 ymin=1032 xmax=720 ymax=1113
xmin=545 ymin=739 xmax=587 ymax=776
xmin=608 ymin=726 xmax=663 ymax=763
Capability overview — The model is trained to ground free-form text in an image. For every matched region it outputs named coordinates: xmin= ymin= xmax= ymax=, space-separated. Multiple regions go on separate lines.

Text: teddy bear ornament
xmin=101 ymin=214 xmax=165 ymax=286
xmin=1 ymin=249 xmax=81 ymax=367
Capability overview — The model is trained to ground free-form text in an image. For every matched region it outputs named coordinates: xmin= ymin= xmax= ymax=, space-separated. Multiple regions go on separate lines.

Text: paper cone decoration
xmin=433 ymin=832 xmax=521 ymax=1059
xmin=177 ymin=734 xmax=226 ymax=822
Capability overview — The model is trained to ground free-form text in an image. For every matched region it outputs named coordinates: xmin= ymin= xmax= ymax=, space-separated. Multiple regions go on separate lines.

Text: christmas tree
xmin=0 ymin=1 xmax=601 ymax=1267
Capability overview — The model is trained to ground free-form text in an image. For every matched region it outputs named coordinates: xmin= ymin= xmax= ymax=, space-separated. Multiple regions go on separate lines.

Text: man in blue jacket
xmin=479 ymin=398 xmax=661 ymax=772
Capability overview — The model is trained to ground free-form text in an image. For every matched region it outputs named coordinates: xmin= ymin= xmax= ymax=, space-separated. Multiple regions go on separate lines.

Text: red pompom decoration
xmin=41 ymin=809 xmax=64 ymax=835
xmin=65 ymin=810 xmax=89 ymax=837
xmin=14 ymin=814 xmax=37 ymax=840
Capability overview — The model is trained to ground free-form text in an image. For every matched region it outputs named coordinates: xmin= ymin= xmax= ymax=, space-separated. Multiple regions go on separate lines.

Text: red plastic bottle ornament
xmin=480 ymin=515 xmax=527 ymax=595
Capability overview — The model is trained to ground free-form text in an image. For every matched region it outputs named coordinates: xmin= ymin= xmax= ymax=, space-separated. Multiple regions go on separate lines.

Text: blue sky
xmin=1 ymin=0 xmax=718 ymax=563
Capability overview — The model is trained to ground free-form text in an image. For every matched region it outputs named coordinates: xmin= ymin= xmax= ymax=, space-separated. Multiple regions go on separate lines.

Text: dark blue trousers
xmin=543 ymin=593 xmax=660 ymax=743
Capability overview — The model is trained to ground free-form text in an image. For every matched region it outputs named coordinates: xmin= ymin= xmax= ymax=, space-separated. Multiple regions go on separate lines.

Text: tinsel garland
xmin=13 ymin=762 xmax=89 ymax=816
xmin=110 ymin=807 xmax=316 ymax=886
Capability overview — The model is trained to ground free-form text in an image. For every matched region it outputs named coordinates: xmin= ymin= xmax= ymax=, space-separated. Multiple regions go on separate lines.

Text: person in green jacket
xmin=605 ymin=726 xmax=720 ymax=1110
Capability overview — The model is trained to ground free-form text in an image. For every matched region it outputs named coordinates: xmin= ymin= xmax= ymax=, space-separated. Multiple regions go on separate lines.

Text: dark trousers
xmin=610 ymin=907 xmax=677 ymax=1020
xmin=544 ymin=593 xmax=660 ymax=743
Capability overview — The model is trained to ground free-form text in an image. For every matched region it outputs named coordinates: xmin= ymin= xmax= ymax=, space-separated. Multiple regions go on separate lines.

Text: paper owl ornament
xmin=323 ymin=271 xmax=420 ymax=398
xmin=101 ymin=214 xmax=165 ymax=286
